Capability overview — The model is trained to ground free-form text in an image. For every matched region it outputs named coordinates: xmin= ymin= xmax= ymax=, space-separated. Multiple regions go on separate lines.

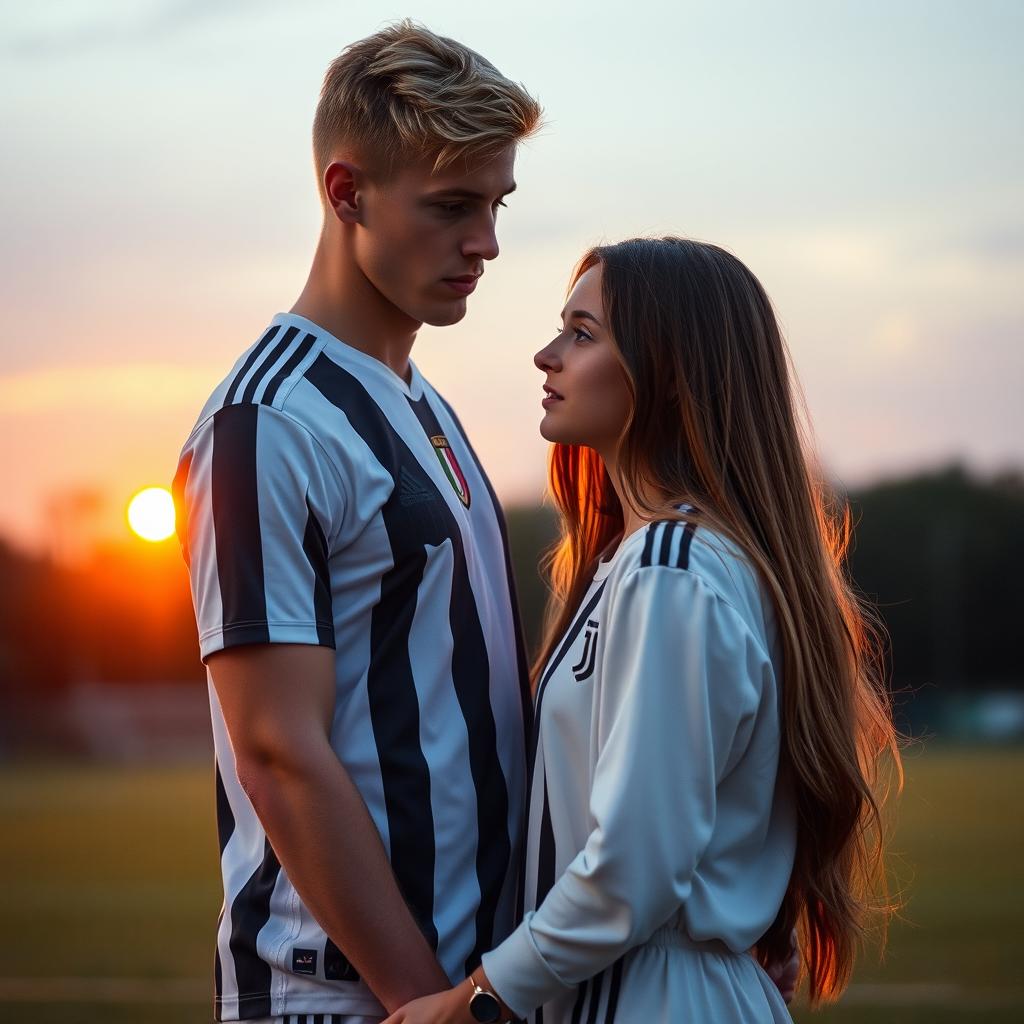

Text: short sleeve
xmin=173 ymin=402 xmax=343 ymax=662
xmin=481 ymin=565 xmax=769 ymax=1016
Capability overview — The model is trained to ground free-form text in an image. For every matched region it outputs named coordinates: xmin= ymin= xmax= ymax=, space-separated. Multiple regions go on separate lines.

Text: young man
xmin=174 ymin=22 xmax=541 ymax=1023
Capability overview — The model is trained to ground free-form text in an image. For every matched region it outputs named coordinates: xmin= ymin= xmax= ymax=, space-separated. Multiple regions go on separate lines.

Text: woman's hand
xmin=380 ymin=981 xmax=473 ymax=1024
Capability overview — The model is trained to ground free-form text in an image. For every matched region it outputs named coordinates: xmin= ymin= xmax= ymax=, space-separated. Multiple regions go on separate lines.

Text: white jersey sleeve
xmin=174 ymin=401 xmax=345 ymax=662
xmin=481 ymin=564 xmax=771 ymax=1016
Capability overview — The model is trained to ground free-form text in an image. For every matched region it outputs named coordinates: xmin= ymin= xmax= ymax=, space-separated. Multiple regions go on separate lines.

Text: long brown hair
xmin=535 ymin=237 xmax=901 ymax=1004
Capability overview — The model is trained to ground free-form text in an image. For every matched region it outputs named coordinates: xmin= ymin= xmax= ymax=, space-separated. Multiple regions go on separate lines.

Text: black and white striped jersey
xmin=481 ymin=520 xmax=797 ymax=1023
xmin=173 ymin=313 xmax=530 ymax=1022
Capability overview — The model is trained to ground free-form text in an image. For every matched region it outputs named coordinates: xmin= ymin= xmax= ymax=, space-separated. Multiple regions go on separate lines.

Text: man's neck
xmin=291 ymin=236 xmax=420 ymax=384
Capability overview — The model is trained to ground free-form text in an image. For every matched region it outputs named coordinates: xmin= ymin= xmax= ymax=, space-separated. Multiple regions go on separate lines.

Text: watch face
xmin=469 ymin=989 xmax=501 ymax=1023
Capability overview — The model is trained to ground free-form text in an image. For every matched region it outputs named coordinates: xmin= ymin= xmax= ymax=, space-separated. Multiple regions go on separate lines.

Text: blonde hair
xmin=313 ymin=20 xmax=542 ymax=195
xmin=538 ymin=238 xmax=902 ymax=1004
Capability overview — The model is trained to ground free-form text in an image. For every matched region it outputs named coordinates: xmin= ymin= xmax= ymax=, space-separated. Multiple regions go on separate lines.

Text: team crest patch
xmin=430 ymin=434 xmax=471 ymax=508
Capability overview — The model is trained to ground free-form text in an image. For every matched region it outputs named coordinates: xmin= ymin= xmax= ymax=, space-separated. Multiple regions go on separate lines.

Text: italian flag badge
xmin=431 ymin=434 xmax=471 ymax=508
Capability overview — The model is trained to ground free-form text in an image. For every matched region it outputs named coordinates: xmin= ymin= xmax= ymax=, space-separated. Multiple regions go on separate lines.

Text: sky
xmin=1 ymin=0 xmax=1021 ymax=558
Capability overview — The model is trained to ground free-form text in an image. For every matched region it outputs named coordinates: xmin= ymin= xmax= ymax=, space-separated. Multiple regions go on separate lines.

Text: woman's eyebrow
xmin=560 ymin=308 xmax=603 ymax=327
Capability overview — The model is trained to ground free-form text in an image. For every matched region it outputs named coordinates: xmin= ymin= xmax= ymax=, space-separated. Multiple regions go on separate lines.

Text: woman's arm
xmin=480 ymin=566 xmax=771 ymax=1018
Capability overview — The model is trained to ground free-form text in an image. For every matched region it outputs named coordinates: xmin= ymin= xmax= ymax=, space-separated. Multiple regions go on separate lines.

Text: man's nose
xmin=463 ymin=215 xmax=500 ymax=262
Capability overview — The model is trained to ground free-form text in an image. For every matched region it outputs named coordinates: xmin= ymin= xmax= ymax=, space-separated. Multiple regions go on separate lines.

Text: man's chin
xmin=420 ymin=300 xmax=468 ymax=328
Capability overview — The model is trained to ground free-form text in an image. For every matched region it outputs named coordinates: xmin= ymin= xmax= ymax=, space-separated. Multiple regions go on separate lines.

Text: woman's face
xmin=534 ymin=264 xmax=633 ymax=455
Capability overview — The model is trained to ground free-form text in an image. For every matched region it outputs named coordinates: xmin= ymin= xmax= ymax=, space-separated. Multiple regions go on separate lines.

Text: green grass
xmin=1 ymin=746 xmax=1021 ymax=1022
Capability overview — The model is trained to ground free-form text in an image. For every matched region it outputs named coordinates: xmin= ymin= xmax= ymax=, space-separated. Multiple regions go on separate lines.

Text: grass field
xmin=1 ymin=745 xmax=1021 ymax=1023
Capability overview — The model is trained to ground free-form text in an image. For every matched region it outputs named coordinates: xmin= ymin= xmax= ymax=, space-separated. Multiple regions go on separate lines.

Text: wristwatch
xmin=467 ymin=972 xmax=505 ymax=1023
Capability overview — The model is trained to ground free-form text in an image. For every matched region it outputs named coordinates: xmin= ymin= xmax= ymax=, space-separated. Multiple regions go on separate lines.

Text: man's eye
xmin=438 ymin=202 xmax=466 ymax=214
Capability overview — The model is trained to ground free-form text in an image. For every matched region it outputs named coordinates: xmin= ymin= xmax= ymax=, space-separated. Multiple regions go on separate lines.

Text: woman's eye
xmin=573 ymin=327 xmax=593 ymax=343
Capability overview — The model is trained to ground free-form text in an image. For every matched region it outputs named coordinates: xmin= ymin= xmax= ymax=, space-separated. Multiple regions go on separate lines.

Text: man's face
xmin=353 ymin=146 xmax=517 ymax=327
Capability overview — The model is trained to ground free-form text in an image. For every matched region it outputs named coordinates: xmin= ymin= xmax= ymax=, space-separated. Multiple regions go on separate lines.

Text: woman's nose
xmin=534 ymin=341 xmax=561 ymax=373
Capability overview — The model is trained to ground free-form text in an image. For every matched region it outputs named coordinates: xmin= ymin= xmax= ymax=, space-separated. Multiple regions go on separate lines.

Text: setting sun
xmin=127 ymin=487 xmax=176 ymax=542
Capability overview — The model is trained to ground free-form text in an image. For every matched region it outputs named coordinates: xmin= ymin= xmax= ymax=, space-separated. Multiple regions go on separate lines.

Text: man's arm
xmin=209 ymin=643 xmax=450 ymax=1013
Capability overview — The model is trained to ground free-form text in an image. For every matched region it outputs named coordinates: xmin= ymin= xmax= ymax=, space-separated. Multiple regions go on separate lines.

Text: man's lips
xmin=442 ymin=274 xmax=480 ymax=296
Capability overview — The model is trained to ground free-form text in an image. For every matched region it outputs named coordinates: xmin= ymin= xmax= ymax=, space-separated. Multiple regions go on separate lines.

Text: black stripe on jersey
xmin=262 ymin=331 xmax=317 ymax=408
xmin=224 ymin=324 xmax=280 ymax=406
xmin=405 ymin=393 xmax=514 ymax=970
xmin=676 ymin=520 xmax=697 ymax=569
xmin=302 ymin=497 xmax=334 ymax=646
xmin=212 ymin=404 xmax=269 ymax=646
xmin=536 ymin=776 xmax=556 ymax=906
xmin=603 ymin=957 xmax=625 ymax=1023
xmin=240 ymin=326 xmax=300 ymax=405
xmin=214 ymin=762 xmax=236 ymax=855
xmin=226 ymin=838 xmax=281 ymax=1018
xmin=420 ymin=392 xmax=533 ymax=736
xmin=586 ymin=969 xmax=605 ymax=1024
xmin=640 ymin=523 xmax=657 ymax=567
xmin=533 ymin=582 xmax=608 ymax=751
xmin=657 ymin=520 xmax=679 ymax=567
xmin=569 ymin=980 xmax=588 ymax=1024
xmin=307 ymin=354 xmax=511 ymax=962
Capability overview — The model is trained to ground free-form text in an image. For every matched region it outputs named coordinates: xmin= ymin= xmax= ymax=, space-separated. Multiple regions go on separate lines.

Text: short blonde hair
xmin=313 ymin=20 xmax=542 ymax=190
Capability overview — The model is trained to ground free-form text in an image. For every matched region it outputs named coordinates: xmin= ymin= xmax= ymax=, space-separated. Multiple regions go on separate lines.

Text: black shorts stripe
xmin=603 ymin=957 xmax=625 ymax=1023
xmin=241 ymin=326 xmax=300 ymax=405
xmin=657 ymin=520 xmax=679 ymax=567
xmin=211 ymin=404 xmax=268 ymax=646
xmin=262 ymin=331 xmax=317 ymax=408
xmin=307 ymin=354 xmax=512 ymax=962
xmin=676 ymin=520 xmax=697 ymax=570
xmin=640 ymin=523 xmax=657 ymax=567
xmin=224 ymin=324 xmax=280 ymax=406
xmin=302 ymin=498 xmax=335 ymax=646
xmin=225 ymin=838 xmax=281 ymax=1018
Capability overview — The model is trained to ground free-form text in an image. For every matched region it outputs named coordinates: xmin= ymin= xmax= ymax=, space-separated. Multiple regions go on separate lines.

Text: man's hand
xmin=209 ymin=643 xmax=450 ymax=1012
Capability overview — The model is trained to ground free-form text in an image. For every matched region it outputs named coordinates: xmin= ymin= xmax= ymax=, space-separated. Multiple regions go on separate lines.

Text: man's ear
xmin=323 ymin=160 xmax=364 ymax=224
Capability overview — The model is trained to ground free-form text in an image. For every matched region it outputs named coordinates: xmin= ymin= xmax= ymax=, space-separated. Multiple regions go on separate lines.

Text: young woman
xmin=384 ymin=238 xmax=900 ymax=1023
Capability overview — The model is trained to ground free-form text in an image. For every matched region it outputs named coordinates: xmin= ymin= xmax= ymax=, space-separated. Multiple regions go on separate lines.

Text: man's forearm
xmin=237 ymin=743 xmax=450 ymax=1012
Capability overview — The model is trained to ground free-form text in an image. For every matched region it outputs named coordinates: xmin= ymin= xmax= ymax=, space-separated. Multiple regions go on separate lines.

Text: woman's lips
xmin=542 ymin=385 xmax=563 ymax=408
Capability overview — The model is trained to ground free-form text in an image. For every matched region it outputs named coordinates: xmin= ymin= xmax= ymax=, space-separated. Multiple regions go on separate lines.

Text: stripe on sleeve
xmin=211 ymin=404 xmax=269 ymax=646
xmin=224 ymin=325 xmax=280 ymax=406
xmin=241 ymin=326 xmax=299 ymax=404
xmin=262 ymin=331 xmax=317 ymax=408
xmin=676 ymin=520 xmax=697 ymax=569
xmin=656 ymin=520 xmax=679 ymax=567
xmin=640 ymin=523 xmax=658 ymax=567
xmin=301 ymin=497 xmax=334 ymax=646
